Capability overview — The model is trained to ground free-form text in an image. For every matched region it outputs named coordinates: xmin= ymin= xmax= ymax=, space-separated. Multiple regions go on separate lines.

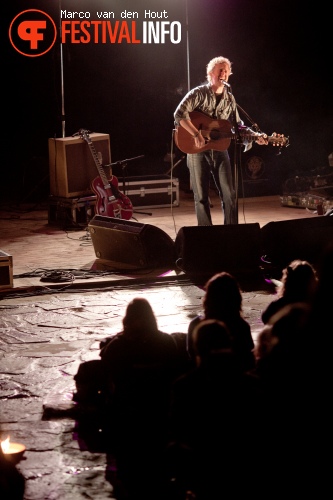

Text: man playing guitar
xmin=174 ymin=56 xmax=271 ymax=226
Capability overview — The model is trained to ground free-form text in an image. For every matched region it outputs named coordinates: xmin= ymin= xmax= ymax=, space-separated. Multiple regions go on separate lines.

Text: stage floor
xmin=0 ymin=189 xmax=321 ymax=290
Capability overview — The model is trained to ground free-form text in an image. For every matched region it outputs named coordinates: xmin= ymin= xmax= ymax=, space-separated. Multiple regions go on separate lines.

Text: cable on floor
xmin=40 ymin=270 xmax=75 ymax=283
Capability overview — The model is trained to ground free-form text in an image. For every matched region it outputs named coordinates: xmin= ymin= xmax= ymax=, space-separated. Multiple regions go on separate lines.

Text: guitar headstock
xmin=268 ymin=132 xmax=289 ymax=148
xmin=78 ymin=128 xmax=92 ymax=144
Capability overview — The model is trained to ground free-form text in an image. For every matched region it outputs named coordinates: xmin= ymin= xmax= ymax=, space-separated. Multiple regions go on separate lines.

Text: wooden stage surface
xmin=0 ymin=189 xmax=329 ymax=291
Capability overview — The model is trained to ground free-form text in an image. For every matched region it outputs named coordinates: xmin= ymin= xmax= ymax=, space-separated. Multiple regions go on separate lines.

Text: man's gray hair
xmin=206 ymin=56 xmax=232 ymax=82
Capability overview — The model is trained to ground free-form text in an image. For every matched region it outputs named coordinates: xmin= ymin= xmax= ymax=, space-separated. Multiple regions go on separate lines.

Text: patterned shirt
xmin=174 ymin=83 xmax=242 ymax=124
xmin=174 ymin=83 xmax=253 ymax=150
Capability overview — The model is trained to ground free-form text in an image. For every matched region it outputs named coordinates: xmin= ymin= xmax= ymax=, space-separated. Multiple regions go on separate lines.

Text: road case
xmin=48 ymin=195 xmax=97 ymax=226
xmin=120 ymin=175 xmax=179 ymax=209
xmin=0 ymin=251 xmax=13 ymax=289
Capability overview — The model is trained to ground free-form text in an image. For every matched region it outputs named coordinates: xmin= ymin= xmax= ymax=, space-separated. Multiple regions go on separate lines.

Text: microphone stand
xmin=226 ymin=84 xmax=241 ymax=224
xmin=105 ymin=155 xmax=152 ymax=216
xmin=165 ymin=155 xmax=186 ymax=175
xmin=236 ymin=103 xmax=260 ymax=132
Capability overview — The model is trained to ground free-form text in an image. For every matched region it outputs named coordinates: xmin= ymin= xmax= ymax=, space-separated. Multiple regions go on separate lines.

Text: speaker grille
xmin=175 ymin=223 xmax=261 ymax=276
xmin=261 ymin=216 xmax=333 ymax=268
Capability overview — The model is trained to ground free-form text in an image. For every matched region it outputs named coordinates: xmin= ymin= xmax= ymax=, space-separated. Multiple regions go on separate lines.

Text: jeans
xmin=187 ymin=149 xmax=237 ymax=225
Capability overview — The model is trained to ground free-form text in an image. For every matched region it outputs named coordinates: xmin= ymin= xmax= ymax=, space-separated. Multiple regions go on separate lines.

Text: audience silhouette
xmin=253 ymin=245 xmax=333 ymax=497
xmin=256 ymin=259 xmax=317 ymax=362
xmin=188 ymin=271 xmax=255 ymax=372
xmin=261 ymin=258 xmax=318 ymax=324
xmin=99 ymin=297 xmax=178 ymax=499
xmin=306 ymin=242 xmax=333 ymax=332
xmin=70 ymin=244 xmax=333 ymax=499
xmin=166 ymin=319 xmax=262 ymax=499
xmin=254 ymin=299 xmax=325 ymax=497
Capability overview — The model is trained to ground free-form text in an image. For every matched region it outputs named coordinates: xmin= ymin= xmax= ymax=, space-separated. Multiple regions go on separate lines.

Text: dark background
xmin=3 ymin=0 xmax=332 ymax=203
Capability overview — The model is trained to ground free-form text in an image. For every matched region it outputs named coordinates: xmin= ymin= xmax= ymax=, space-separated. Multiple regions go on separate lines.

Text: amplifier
xmin=48 ymin=133 xmax=111 ymax=198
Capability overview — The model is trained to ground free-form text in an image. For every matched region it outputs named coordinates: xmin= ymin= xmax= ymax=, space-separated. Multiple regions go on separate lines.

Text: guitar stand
xmin=105 ymin=155 xmax=153 ymax=216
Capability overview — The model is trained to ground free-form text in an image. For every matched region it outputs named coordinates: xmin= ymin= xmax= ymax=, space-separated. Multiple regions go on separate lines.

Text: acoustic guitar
xmin=79 ymin=129 xmax=133 ymax=220
xmin=174 ymin=111 xmax=289 ymax=154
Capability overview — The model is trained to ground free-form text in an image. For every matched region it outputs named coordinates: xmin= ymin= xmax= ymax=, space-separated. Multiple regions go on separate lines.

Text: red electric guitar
xmin=79 ymin=129 xmax=133 ymax=220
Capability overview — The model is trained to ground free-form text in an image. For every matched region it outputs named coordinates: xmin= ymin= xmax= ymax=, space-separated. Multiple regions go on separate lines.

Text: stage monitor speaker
xmin=261 ymin=216 xmax=333 ymax=269
xmin=48 ymin=133 xmax=111 ymax=198
xmin=88 ymin=215 xmax=176 ymax=270
xmin=174 ymin=223 xmax=261 ymax=276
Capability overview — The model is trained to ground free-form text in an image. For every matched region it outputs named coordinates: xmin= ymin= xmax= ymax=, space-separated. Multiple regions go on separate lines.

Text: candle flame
xmin=1 ymin=436 xmax=10 ymax=454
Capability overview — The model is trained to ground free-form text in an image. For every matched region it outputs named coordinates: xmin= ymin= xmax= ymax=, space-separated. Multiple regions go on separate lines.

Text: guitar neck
xmin=86 ymin=140 xmax=110 ymax=186
xmin=237 ymin=130 xmax=282 ymax=145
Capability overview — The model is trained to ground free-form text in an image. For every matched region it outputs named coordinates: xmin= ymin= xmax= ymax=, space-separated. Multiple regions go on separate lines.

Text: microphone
xmin=220 ymin=79 xmax=231 ymax=88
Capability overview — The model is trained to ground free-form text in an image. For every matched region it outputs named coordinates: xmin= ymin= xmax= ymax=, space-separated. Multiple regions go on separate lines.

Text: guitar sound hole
xmin=209 ymin=128 xmax=221 ymax=141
